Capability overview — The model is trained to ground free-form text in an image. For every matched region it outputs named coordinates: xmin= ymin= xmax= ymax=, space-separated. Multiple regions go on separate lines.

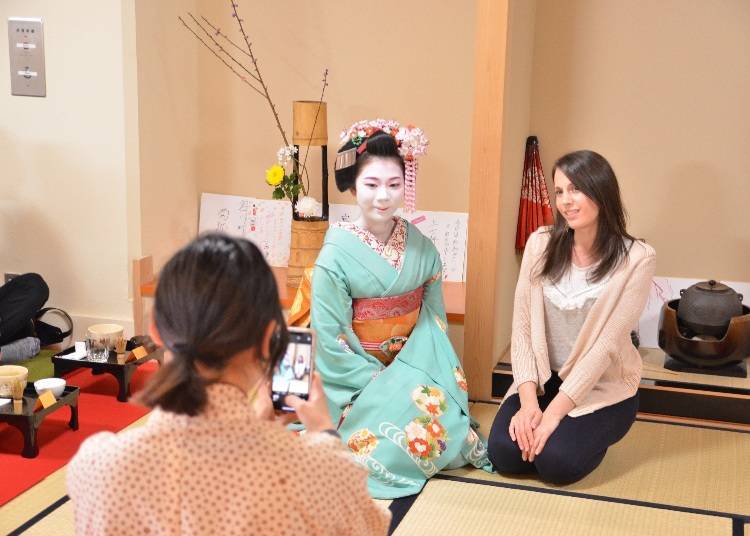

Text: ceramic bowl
xmin=34 ymin=377 xmax=67 ymax=398
xmin=87 ymin=323 xmax=124 ymax=347
xmin=0 ymin=365 xmax=29 ymax=398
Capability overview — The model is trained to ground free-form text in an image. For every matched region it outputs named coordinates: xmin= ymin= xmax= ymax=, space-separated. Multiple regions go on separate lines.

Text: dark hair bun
xmin=334 ymin=131 xmax=404 ymax=192
xmin=135 ymin=233 xmax=288 ymax=416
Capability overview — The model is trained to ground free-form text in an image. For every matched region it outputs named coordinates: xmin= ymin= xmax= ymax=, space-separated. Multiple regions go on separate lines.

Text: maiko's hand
xmin=509 ymin=404 xmax=542 ymax=461
xmin=528 ymin=411 xmax=563 ymax=462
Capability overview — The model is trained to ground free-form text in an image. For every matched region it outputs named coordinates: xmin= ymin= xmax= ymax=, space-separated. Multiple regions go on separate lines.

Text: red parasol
xmin=515 ymin=136 xmax=554 ymax=251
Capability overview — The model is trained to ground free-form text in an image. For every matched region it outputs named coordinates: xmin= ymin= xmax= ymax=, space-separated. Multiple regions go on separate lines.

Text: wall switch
xmin=8 ymin=17 xmax=46 ymax=97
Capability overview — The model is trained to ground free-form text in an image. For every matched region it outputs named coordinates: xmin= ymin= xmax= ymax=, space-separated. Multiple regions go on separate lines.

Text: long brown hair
xmin=136 ymin=233 xmax=288 ymax=416
xmin=540 ymin=150 xmax=636 ymax=283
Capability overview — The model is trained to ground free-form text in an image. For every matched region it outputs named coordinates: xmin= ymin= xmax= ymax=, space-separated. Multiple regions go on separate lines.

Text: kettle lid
xmin=694 ymin=280 xmax=734 ymax=293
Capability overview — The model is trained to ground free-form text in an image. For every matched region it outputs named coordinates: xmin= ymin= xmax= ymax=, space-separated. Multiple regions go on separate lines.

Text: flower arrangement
xmin=265 ymin=145 xmax=322 ymax=219
xmin=179 ymin=2 xmax=328 ymax=219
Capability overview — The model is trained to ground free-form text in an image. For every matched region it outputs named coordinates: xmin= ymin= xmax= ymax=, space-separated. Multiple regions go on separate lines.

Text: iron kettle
xmin=677 ymin=280 xmax=744 ymax=338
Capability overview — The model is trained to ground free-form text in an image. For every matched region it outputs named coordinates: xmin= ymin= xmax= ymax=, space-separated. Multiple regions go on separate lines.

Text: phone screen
xmin=271 ymin=328 xmax=314 ymax=411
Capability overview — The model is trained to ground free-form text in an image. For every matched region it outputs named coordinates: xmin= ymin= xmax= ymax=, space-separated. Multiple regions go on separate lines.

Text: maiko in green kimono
xmin=291 ymin=119 xmax=491 ymax=499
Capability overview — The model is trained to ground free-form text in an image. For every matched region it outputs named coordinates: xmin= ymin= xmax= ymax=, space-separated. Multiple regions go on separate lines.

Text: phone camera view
xmin=271 ymin=330 xmax=313 ymax=410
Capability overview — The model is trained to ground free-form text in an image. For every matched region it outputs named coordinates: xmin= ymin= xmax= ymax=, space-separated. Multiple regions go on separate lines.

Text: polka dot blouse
xmin=66 ymin=383 xmax=390 ymax=535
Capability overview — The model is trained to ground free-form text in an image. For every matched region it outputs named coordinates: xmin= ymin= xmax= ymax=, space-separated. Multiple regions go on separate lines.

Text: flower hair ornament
xmin=335 ymin=118 xmax=429 ymax=213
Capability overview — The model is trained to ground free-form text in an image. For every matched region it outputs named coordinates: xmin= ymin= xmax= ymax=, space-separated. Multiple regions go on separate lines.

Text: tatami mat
xmin=394 ymin=478 xmax=731 ymax=536
xmin=460 ymin=402 xmax=750 ymax=516
xmin=0 ymin=467 xmax=69 ymax=535
xmin=15 ymin=500 xmax=73 ymax=536
xmin=5 ymin=406 xmax=750 ymax=534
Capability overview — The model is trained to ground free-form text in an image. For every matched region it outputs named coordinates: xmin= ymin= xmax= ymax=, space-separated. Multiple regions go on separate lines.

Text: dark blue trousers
xmin=487 ymin=372 xmax=638 ymax=485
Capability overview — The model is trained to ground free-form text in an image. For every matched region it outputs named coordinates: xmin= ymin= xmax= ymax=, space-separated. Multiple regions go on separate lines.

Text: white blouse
xmin=543 ymin=264 xmax=611 ymax=371
xmin=67 ymin=383 xmax=390 ymax=535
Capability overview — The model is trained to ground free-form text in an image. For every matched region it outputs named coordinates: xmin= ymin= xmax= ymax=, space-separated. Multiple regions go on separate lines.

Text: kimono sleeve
xmin=311 ymin=264 xmax=383 ymax=416
xmin=420 ymin=244 xmax=448 ymax=325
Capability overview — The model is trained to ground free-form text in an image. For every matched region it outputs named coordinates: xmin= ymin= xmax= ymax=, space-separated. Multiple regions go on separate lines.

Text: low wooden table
xmin=52 ymin=347 xmax=164 ymax=402
xmin=0 ymin=383 xmax=79 ymax=458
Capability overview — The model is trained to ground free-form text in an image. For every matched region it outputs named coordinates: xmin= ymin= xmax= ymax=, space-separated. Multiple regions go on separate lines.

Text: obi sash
xmin=352 ymin=286 xmax=424 ymax=366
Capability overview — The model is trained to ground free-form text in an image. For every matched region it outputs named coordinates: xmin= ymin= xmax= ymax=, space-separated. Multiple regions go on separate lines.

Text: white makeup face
xmin=553 ymin=169 xmax=599 ymax=232
xmin=352 ymin=158 xmax=404 ymax=225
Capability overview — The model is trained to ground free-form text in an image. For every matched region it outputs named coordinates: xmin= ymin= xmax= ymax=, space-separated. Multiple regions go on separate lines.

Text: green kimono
xmin=311 ymin=220 xmax=492 ymax=498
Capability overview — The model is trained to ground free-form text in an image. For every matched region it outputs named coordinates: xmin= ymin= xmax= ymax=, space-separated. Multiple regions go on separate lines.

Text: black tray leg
xmin=22 ymin=422 xmax=38 ymax=459
xmin=69 ymin=403 xmax=79 ymax=430
xmin=116 ymin=368 xmax=135 ymax=402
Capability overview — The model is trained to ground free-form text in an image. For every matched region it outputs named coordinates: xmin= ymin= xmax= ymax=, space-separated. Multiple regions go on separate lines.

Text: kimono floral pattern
xmin=405 ymin=416 xmax=448 ymax=461
xmin=412 ymin=385 xmax=447 ymax=417
xmin=347 ymin=429 xmax=379 ymax=457
xmin=454 ymin=367 xmax=468 ymax=392
xmin=379 ymin=336 xmax=408 ymax=360
xmin=334 ymin=218 xmax=407 ymax=271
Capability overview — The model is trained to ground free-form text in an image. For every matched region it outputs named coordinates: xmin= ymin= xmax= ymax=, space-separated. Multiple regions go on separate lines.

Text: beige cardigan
xmin=507 ymin=227 xmax=656 ymax=417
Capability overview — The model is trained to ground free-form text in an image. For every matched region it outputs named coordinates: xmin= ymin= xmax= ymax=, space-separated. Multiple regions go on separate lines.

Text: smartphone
xmin=271 ymin=327 xmax=315 ymax=412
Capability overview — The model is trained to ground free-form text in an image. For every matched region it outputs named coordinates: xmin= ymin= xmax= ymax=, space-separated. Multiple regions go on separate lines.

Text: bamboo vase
xmin=287 ymin=220 xmax=329 ymax=288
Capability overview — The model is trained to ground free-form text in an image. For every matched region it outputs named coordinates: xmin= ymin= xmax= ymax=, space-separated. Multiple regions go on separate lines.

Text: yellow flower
xmin=265 ymin=164 xmax=285 ymax=186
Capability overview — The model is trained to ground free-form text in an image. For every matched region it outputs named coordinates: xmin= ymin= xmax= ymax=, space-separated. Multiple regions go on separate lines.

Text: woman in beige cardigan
xmin=487 ymin=150 xmax=656 ymax=485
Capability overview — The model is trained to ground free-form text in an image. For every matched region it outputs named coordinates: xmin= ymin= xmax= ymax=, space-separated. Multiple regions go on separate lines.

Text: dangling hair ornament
xmin=337 ymin=118 xmax=429 ymax=213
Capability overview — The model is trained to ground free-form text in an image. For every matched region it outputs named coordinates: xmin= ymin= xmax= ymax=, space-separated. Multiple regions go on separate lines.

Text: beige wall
xmin=531 ymin=0 xmax=750 ymax=282
xmin=0 ymin=1 xmax=137 ymax=332
xmin=194 ymin=0 xmax=476 ymax=214
xmin=135 ymin=0 xmax=200 ymax=270
xmin=0 ymin=1 xmax=476 ymax=339
xmin=492 ymin=0 xmax=537 ymax=360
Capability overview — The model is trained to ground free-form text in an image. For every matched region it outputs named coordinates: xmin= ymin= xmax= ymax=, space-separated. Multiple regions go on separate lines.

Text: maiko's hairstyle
xmin=136 ymin=233 xmax=288 ymax=416
xmin=539 ymin=150 xmax=636 ymax=284
xmin=334 ymin=131 xmax=405 ymax=192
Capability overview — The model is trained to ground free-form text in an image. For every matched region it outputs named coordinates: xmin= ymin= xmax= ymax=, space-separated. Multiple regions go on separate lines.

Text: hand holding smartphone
xmin=271 ymin=327 xmax=315 ymax=412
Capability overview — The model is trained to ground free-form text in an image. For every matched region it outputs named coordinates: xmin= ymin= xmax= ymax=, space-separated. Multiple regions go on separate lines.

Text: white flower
xmin=405 ymin=421 xmax=427 ymax=441
xmin=295 ymin=196 xmax=322 ymax=218
xmin=276 ymin=145 xmax=298 ymax=167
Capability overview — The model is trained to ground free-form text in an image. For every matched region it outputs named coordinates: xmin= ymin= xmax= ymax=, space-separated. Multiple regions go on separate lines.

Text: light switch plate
xmin=8 ymin=17 xmax=46 ymax=97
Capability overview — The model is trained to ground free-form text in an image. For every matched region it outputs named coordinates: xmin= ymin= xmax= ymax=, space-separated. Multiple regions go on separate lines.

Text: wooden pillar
xmin=464 ymin=0 xmax=509 ymax=400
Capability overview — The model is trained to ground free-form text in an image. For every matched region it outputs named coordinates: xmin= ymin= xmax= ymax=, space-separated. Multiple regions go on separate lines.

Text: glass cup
xmin=86 ymin=337 xmax=110 ymax=362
